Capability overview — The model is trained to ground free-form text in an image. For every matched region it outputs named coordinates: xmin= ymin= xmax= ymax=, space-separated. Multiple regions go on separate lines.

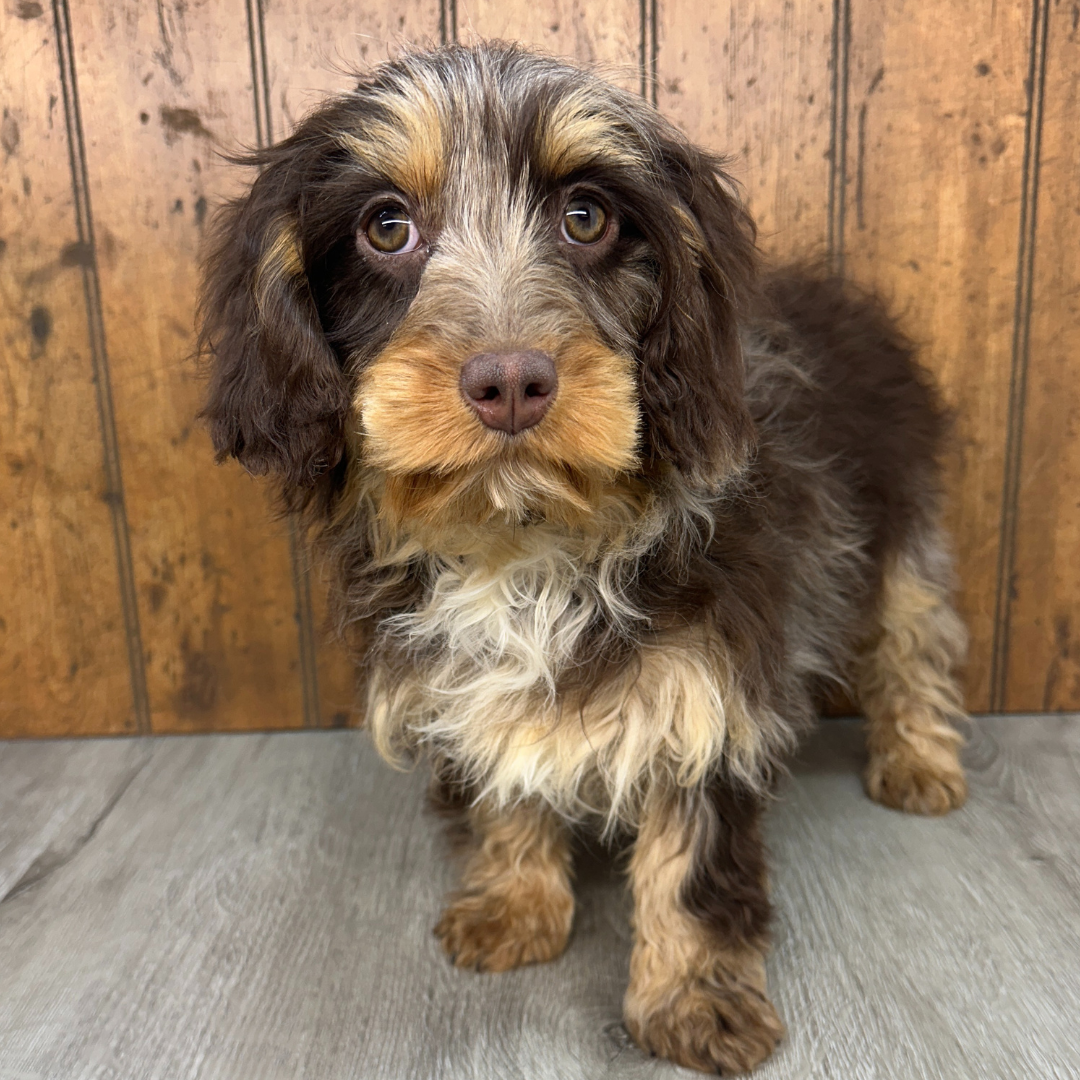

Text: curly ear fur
xmin=638 ymin=135 xmax=759 ymax=488
xmin=197 ymin=156 xmax=350 ymax=489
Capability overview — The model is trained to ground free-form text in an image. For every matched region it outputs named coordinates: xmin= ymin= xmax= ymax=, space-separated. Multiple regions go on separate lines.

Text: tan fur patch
xmin=337 ymin=81 xmax=445 ymax=202
xmin=254 ymin=216 xmax=303 ymax=312
xmin=537 ymin=93 xmax=649 ymax=176
xmin=434 ymin=800 xmax=573 ymax=972
xmin=857 ymin=546 xmax=969 ymax=815
xmin=623 ymin=788 xmax=783 ymax=1074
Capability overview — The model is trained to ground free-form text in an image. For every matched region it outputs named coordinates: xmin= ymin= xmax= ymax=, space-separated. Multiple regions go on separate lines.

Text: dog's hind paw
xmin=865 ymin=738 xmax=967 ymax=816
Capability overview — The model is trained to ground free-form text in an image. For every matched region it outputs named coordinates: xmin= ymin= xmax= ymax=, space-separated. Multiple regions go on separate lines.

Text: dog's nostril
xmin=460 ymin=350 xmax=558 ymax=435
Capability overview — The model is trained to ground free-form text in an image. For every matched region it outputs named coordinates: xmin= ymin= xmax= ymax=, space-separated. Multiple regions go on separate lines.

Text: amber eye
xmin=562 ymin=197 xmax=608 ymax=245
xmin=364 ymin=205 xmax=421 ymax=254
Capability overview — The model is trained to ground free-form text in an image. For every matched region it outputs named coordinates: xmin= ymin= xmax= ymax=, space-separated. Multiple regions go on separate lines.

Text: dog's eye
xmin=364 ymin=205 xmax=421 ymax=254
xmin=562 ymin=197 xmax=608 ymax=245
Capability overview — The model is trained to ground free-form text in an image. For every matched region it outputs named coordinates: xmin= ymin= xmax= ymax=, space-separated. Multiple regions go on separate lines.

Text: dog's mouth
xmin=379 ymin=457 xmax=609 ymax=529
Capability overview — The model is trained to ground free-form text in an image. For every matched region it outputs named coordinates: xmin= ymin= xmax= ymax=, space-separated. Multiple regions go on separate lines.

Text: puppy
xmin=198 ymin=43 xmax=968 ymax=1074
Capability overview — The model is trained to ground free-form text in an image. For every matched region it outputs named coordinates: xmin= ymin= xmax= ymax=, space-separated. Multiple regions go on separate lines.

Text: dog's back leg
xmin=856 ymin=522 xmax=969 ymax=815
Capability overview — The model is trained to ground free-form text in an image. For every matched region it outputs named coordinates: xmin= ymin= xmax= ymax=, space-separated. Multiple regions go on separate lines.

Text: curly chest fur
xmin=364 ymin=531 xmax=786 ymax=827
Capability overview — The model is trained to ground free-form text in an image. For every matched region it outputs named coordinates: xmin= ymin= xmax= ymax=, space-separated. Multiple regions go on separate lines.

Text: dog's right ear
xmin=197 ymin=158 xmax=350 ymax=489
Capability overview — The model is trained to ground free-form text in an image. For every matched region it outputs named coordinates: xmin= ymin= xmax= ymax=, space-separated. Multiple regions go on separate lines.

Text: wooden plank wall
xmin=1 ymin=0 xmax=1076 ymax=736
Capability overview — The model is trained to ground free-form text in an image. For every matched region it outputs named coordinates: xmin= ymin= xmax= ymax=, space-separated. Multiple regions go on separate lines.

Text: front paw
xmin=434 ymin=883 xmax=573 ymax=973
xmin=865 ymin=741 xmax=967 ymax=815
xmin=625 ymin=974 xmax=784 ymax=1075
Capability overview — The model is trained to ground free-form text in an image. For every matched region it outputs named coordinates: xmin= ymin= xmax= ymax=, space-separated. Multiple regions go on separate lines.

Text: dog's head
xmin=199 ymin=44 xmax=757 ymax=534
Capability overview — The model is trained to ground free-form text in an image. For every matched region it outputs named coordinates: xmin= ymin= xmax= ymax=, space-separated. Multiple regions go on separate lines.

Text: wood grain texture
xmin=841 ymin=0 xmax=1032 ymax=713
xmin=65 ymin=2 xmax=307 ymax=733
xmin=459 ymin=0 xmax=640 ymax=90
xmin=655 ymin=0 xmax=834 ymax=259
xmin=260 ymin=0 xmax=441 ymax=134
xmin=0 ymin=718 xmax=1078 ymax=1078
xmin=0 ymin=738 xmax=151 ymax=903
xmin=1004 ymin=3 xmax=1080 ymax=712
xmin=0 ymin=2 xmax=135 ymax=736
xmin=2 ymin=0 xmax=1080 ymax=733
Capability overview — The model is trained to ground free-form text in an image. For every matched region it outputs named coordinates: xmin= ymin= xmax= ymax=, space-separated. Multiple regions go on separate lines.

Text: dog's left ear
xmin=638 ymin=135 xmax=758 ymax=489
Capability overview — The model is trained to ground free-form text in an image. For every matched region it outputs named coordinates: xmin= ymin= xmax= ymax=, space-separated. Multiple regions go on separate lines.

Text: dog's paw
xmin=865 ymin=741 xmax=967 ymax=816
xmin=434 ymin=883 xmax=573 ymax=973
xmin=625 ymin=976 xmax=783 ymax=1075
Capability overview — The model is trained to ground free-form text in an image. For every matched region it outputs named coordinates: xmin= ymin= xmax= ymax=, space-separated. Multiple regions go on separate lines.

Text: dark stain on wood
xmin=1042 ymin=615 xmax=1074 ymax=710
xmin=60 ymin=240 xmax=95 ymax=268
xmin=159 ymin=107 xmax=212 ymax=142
xmin=177 ymin=639 xmax=218 ymax=714
xmin=1 ymin=111 xmax=20 ymax=157
xmin=16 ymin=1 xmax=44 ymax=17
xmin=147 ymin=582 xmax=168 ymax=613
xmin=29 ymin=306 xmax=52 ymax=344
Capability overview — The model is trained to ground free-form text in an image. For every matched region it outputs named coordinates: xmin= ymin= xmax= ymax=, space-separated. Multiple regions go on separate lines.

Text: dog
xmin=197 ymin=43 xmax=969 ymax=1075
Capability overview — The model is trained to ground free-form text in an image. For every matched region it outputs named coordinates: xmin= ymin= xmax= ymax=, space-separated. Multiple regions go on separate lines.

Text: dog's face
xmin=200 ymin=45 xmax=757 ymax=535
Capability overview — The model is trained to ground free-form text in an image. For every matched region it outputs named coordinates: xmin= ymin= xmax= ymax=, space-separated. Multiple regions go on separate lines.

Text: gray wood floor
xmin=1 ymin=717 xmax=1077 ymax=1080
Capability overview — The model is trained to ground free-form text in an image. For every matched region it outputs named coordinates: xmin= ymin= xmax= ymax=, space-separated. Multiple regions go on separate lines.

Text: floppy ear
xmin=637 ymin=136 xmax=758 ymax=489
xmin=198 ymin=161 xmax=350 ymax=489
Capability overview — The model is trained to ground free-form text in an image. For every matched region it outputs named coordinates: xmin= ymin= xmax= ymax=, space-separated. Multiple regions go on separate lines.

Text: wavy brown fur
xmin=197 ymin=43 xmax=969 ymax=1074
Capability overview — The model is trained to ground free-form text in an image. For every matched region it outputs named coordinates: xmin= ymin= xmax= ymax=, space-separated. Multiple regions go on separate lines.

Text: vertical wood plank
xmin=257 ymin=0 xmax=441 ymax=726
xmin=0 ymin=2 xmax=135 ymax=736
xmin=67 ymin=1 xmax=306 ymax=732
xmin=459 ymin=0 xmax=640 ymax=87
xmin=841 ymin=0 xmax=1032 ymax=712
xmin=656 ymin=0 xmax=835 ymax=260
xmin=261 ymin=0 xmax=440 ymax=137
xmin=1004 ymin=1 xmax=1080 ymax=711
xmin=4 ymin=1 xmax=1076 ymax=732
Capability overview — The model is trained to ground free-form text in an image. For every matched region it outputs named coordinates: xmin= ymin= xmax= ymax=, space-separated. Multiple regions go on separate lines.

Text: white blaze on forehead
xmin=416 ymin=195 xmax=581 ymax=346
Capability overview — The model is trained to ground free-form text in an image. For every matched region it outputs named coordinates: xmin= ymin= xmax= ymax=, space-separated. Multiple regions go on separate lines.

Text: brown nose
xmin=459 ymin=350 xmax=558 ymax=435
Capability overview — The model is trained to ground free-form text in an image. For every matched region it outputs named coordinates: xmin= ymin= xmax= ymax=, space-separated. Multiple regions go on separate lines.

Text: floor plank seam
xmin=0 ymin=753 xmax=151 ymax=906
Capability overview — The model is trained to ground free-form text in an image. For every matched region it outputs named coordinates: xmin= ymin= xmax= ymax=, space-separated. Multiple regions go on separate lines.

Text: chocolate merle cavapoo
xmin=198 ymin=43 xmax=968 ymax=1074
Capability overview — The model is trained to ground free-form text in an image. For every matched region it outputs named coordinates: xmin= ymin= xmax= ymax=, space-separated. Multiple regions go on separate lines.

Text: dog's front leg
xmin=434 ymin=798 xmax=574 ymax=973
xmin=624 ymin=782 xmax=783 ymax=1075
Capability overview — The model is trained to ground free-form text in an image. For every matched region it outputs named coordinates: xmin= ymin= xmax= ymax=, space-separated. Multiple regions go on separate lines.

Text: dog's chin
xmin=361 ymin=453 xmax=650 ymax=547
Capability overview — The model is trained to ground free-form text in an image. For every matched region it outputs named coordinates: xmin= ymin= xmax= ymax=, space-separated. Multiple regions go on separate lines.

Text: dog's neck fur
xmin=349 ymin=473 xmax=787 ymax=829
xmin=382 ymin=520 xmax=647 ymax=686
xmin=362 ymin=469 xmax=716 ymax=679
